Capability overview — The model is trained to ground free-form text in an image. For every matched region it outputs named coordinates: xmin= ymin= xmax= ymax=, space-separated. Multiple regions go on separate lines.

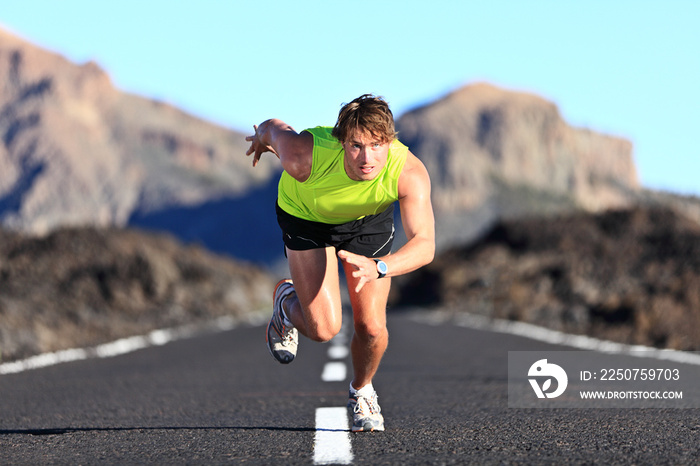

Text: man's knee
xmin=302 ymin=302 xmax=342 ymax=342
xmin=353 ymin=319 xmax=387 ymax=341
xmin=306 ymin=321 xmax=341 ymax=342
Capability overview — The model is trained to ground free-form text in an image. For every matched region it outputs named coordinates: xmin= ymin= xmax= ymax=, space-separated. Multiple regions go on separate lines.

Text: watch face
xmin=377 ymin=261 xmax=388 ymax=274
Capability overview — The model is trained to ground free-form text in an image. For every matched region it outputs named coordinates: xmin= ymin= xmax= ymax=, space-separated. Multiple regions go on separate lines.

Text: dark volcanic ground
xmin=2 ymin=205 xmax=700 ymax=364
xmin=395 ymin=206 xmax=700 ymax=351
xmin=0 ymin=227 xmax=273 ymax=362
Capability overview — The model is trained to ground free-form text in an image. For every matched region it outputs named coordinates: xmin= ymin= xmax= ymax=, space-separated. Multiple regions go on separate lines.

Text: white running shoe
xmin=347 ymin=389 xmax=385 ymax=432
xmin=266 ymin=279 xmax=298 ymax=364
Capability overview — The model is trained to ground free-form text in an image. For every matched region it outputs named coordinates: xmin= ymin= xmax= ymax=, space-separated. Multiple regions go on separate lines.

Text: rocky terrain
xmin=0 ymin=226 xmax=273 ymax=362
xmin=395 ymin=206 xmax=700 ymax=350
xmin=5 ymin=203 xmax=699 ymax=363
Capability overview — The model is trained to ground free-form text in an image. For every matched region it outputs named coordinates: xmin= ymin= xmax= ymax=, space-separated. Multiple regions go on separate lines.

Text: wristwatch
xmin=373 ymin=259 xmax=388 ymax=278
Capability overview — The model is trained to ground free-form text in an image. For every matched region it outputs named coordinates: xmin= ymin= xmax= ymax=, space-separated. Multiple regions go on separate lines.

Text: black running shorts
xmin=276 ymin=201 xmax=395 ymax=258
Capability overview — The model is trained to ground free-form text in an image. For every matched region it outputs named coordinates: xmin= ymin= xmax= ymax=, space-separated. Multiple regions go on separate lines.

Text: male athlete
xmin=245 ymin=94 xmax=435 ymax=432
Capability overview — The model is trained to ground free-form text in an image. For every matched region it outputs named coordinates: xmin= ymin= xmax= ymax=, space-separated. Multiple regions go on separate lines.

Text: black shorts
xmin=276 ymin=201 xmax=395 ymax=258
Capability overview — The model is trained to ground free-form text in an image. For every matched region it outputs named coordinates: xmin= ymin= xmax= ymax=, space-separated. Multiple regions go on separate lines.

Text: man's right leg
xmin=282 ymin=246 xmax=343 ymax=343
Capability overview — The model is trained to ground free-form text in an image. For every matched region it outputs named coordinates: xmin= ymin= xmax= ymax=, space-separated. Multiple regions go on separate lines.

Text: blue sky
xmin=2 ymin=0 xmax=698 ymax=196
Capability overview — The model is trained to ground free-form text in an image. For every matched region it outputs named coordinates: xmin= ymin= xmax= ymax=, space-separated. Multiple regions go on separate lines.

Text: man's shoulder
xmin=398 ymin=151 xmax=431 ymax=192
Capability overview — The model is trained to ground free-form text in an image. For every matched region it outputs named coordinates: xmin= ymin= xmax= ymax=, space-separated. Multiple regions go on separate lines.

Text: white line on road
xmin=321 ymin=361 xmax=347 ymax=382
xmin=412 ymin=309 xmax=700 ymax=366
xmin=314 ymin=407 xmax=353 ymax=465
xmin=0 ymin=315 xmax=246 ymax=375
xmin=328 ymin=345 xmax=350 ymax=359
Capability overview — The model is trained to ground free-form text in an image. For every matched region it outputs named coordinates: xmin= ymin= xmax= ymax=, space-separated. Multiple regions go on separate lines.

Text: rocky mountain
xmin=396 ymin=83 xmax=641 ymax=248
xmin=0 ymin=27 xmax=278 ymax=239
xmin=0 ymin=226 xmax=273 ymax=362
xmin=394 ymin=206 xmax=700 ymax=351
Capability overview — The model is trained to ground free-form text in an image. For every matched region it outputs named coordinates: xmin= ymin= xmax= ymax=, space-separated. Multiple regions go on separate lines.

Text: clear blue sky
xmin=2 ymin=0 xmax=698 ymax=196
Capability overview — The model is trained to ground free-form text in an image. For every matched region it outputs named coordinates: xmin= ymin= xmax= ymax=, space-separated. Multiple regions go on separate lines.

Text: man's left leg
xmin=342 ymin=260 xmax=391 ymax=431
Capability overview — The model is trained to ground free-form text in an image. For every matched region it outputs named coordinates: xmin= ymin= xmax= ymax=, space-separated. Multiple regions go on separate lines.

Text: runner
xmin=245 ymin=94 xmax=435 ymax=432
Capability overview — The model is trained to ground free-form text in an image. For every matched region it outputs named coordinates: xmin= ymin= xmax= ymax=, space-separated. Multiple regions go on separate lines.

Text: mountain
xmin=396 ymin=83 xmax=641 ymax=248
xmin=0 ymin=27 xmax=278 ymax=240
xmin=393 ymin=206 xmax=700 ymax=350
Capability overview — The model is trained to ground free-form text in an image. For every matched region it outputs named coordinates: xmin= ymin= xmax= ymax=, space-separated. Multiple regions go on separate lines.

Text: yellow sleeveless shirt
xmin=277 ymin=126 xmax=408 ymax=224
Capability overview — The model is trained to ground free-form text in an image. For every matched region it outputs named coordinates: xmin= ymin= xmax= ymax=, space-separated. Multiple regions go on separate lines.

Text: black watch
xmin=373 ymin=259 xmax=388 ymax=278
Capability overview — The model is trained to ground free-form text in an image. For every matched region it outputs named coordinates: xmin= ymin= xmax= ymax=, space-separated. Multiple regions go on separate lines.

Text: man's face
xmin=342 ymin=130 xmax=390 ymax=181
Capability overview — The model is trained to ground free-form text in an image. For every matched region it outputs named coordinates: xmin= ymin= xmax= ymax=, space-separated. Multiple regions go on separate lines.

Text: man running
xmin=245 ymin=94 xmax=435 ymax=432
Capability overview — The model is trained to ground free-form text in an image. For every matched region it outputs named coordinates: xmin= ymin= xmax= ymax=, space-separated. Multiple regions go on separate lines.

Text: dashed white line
xmin=328 ymin=345 xmax=350 ymax=359
xmin=314 ymin=407 xmax=353 ymax=465
xmin=321 ymin=361 xmax=347 ymax=382
xmin=314 ymin=327 xmax=352 ymax=464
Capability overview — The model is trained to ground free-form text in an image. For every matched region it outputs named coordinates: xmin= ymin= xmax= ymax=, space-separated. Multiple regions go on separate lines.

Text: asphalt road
xmin=1 ymin=309 xmax=700 ymax=465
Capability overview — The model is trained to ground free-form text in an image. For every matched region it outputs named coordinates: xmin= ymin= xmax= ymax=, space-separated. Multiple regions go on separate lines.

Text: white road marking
xmin=412 ymin=309 xmax=700 ymax=366
xmin=321 ymin=361 xmax=347 ymax=382
xmin=315 ymin=326 xmax=353 ymax=463
xmin=328 ymin=345 xmax=350 ymax=359
xmin=314 ymin=407 xmax=353 ymax=465
xmin=0 ymin=315 xmax=245 ymax=375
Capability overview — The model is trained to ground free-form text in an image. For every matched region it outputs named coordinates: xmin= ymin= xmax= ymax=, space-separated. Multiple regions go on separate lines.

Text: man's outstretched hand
xmin=245 ymin=124 xmax=279 ymax=167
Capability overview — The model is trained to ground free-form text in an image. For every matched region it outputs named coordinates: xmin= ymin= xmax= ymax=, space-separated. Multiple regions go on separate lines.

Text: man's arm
xmin=245 ymin=118 xmax=313 ymax=182
xmin=390 ymin=151 xmax=436 ymax=275
xmin=338 ymin=151 xmax=435 ymax=291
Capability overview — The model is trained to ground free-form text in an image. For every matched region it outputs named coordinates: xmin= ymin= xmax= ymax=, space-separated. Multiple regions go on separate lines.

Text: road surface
xmin=1 ymin=310 xmax=700 ymax=464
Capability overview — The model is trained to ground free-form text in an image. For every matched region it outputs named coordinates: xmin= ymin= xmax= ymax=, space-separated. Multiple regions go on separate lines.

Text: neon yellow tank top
xmin=277 ymin=126 xmax=408 ymax=224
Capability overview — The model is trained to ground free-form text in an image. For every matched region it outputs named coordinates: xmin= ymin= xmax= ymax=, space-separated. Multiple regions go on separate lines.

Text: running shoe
xmin=347 ymin=389 xmax=385 ymax=432
xmin=266 ymin=279 xmax=298 ymax=364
